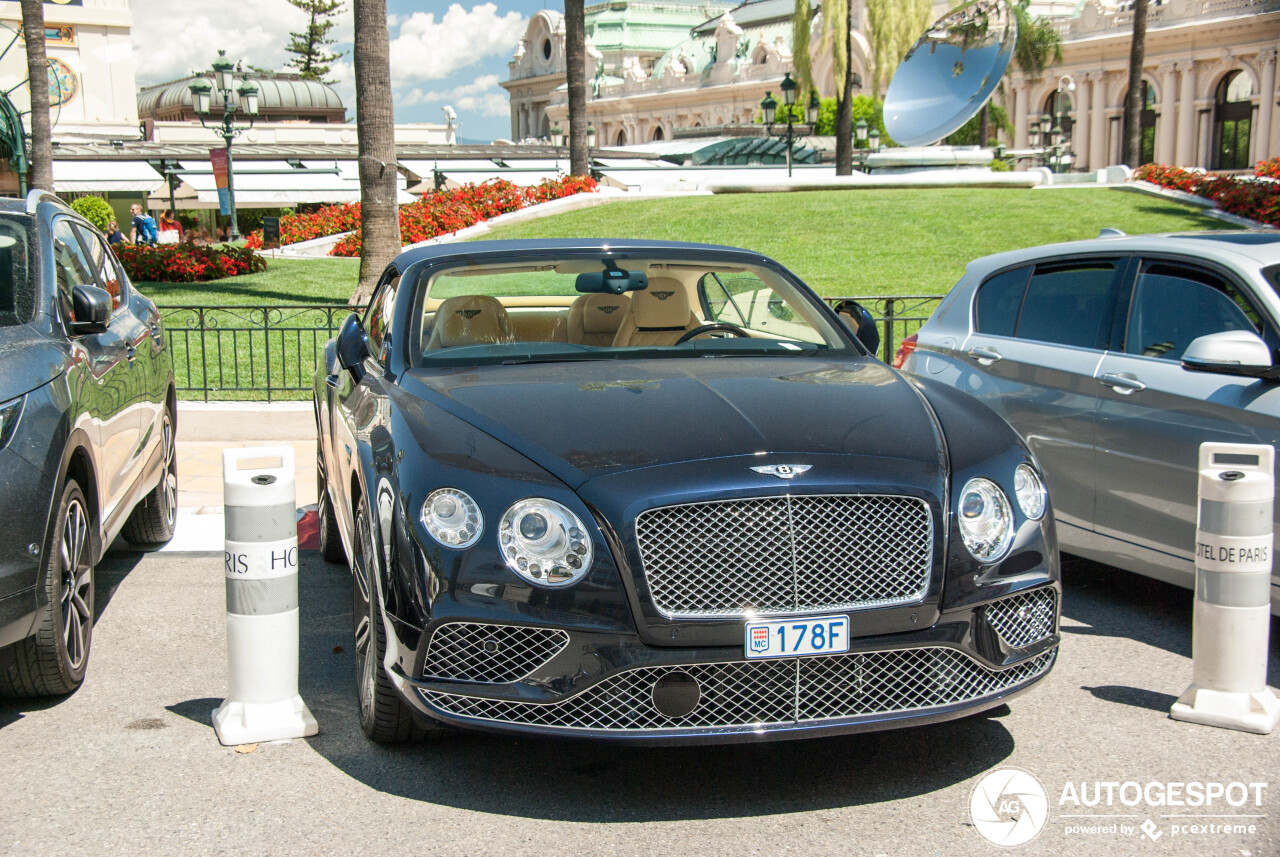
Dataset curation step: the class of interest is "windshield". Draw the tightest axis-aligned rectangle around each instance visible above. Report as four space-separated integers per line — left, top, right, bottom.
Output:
408 255 853 367
0 214 33 327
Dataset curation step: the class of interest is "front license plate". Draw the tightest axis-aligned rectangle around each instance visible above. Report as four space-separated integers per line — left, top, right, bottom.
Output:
744 615 850 659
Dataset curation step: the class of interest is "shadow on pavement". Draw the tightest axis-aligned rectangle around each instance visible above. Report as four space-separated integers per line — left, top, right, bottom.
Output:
292 555 1015 821
1081 685 1178 713
1059 553 1280 688
0 548 147 730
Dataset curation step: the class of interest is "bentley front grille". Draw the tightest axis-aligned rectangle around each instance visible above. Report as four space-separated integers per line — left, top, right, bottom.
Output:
422 623 570 684
982 588 1058 649
634 494 934 618
420 646 1055 732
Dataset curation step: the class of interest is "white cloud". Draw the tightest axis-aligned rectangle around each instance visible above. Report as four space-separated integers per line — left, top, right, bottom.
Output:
389 4 525 82
399 74 508 116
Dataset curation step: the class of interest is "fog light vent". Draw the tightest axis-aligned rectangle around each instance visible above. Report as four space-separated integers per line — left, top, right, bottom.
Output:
652 671 701 718
423 622 569 684
983 588 1057 649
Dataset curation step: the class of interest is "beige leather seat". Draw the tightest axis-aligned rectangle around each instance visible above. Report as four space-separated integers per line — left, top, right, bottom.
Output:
567 293 631 346
611 278 700 347
424 295 516 350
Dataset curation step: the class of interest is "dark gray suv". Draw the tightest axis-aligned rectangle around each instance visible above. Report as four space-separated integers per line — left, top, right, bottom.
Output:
0 191 176 697
904 231 1280 615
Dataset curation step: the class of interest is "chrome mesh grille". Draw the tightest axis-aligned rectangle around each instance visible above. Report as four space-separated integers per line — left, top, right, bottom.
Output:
421 646 1055 732
422 623 570 684
983 588 1058 649
634 495 933 617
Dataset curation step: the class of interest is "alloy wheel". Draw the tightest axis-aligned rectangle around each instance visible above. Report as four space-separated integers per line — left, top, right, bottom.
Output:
59 498 93 671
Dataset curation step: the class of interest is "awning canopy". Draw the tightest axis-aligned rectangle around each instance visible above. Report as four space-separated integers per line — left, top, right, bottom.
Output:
53 160 165 193
400 158 566 192
147 159 414 208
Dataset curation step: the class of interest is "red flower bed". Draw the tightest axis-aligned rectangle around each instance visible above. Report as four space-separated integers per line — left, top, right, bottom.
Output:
1132 163 1280 228
244 175 598 256
1255 157 1280 180
116 244 267 283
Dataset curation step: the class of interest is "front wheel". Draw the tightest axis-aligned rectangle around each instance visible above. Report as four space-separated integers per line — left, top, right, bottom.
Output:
0 479 95 697
317 446 345 564
121 408 177 546
351 495 430 743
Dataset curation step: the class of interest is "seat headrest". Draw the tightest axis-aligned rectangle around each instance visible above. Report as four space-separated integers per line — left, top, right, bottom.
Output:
633 278 691 329
433 295 515 348
574 293 631 334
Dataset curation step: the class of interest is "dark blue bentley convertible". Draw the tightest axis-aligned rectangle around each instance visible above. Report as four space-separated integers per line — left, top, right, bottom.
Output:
314 239 1060 744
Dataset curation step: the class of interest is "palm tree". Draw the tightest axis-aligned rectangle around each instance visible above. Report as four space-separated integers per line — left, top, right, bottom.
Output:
351 0 401 304
793 0 852 174
564 0 589 176
1123 0 1149 167
981 0 1062 147
20 0 52 192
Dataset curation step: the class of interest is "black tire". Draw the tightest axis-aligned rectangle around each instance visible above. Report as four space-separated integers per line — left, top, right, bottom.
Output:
317 447 345 564
351 494 429 743
121 408 177 547
0 479 95 697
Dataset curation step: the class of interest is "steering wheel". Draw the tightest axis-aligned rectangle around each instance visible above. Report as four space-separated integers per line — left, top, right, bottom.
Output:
676 323 751 344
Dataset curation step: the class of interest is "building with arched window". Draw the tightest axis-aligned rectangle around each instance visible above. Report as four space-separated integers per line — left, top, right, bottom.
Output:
1006 0 1280 170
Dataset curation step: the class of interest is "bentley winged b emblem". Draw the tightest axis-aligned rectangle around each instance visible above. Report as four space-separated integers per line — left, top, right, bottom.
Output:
457 309 482 319
751 464 812 479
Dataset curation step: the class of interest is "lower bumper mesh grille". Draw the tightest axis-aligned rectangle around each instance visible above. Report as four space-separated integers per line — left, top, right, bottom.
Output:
422 623 570 684
420 646 1055 732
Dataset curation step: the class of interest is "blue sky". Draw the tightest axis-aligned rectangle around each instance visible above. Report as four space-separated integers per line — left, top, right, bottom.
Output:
132 1 559 142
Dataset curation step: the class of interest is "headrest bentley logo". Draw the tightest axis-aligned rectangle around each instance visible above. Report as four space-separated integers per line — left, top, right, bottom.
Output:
597 305 620 314
651 291 675 301
457 309 482 319
751 464 812 479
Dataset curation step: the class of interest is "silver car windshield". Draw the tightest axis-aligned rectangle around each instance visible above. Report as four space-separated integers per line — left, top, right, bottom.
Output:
408 257 852 367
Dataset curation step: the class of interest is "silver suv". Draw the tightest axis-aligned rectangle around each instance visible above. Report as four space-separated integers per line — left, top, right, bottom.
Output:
903 231 1280 615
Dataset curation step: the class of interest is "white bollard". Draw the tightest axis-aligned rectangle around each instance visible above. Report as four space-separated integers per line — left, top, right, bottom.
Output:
212 447 318 746
1171 442 1280 734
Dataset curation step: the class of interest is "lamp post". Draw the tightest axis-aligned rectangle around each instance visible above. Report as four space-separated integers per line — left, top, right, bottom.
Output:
188 50 259 241
1055 74 1075 173
760 72 811 178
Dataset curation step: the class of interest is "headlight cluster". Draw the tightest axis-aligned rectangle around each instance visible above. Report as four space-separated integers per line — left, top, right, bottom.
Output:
957 464 1048 563
420 490 593 587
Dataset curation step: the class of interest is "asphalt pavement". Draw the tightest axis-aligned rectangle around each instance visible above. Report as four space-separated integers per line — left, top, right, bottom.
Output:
1 550 1277 857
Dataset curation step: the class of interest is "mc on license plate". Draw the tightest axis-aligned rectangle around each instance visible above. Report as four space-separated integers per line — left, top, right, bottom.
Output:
743 615 850 659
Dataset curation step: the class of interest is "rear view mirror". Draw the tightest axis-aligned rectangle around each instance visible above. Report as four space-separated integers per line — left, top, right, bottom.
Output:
575 268 648 295
71 284 111 335
335 312 370 379
1182 330 1278 379
831 299 880 356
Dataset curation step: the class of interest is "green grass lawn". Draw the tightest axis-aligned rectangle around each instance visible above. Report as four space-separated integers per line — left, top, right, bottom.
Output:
476 187 1225 296
135 257 360 306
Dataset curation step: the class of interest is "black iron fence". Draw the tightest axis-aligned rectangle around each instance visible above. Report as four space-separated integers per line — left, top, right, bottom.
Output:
158 295 943 400
159 304 363 402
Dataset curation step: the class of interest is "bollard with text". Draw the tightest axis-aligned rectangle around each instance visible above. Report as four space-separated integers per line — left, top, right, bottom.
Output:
1171 442 1280 734
212 447 318 745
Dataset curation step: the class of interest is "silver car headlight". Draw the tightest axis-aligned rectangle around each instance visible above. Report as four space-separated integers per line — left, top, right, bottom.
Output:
958 477 1014 562
421 488 483 548
1014 464 1047 521
499 498 593 586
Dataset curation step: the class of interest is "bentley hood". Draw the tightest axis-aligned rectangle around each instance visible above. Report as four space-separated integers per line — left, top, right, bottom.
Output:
400 357 945 489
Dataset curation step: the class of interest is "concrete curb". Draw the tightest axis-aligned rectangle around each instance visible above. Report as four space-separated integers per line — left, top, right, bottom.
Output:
178 401 316 442
1117 181 1276 230
706 171 1043 193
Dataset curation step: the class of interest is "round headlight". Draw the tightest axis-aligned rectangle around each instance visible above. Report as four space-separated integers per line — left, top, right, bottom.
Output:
421 488 483 548
1014 464 1047 521
499 498 593 587
958 477 1014 562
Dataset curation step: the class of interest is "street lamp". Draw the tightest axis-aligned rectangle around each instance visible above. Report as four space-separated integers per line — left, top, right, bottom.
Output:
188 50 259 241
807 90 820 127
1055 75 1075 173
760 72 812 178
586 123 597 150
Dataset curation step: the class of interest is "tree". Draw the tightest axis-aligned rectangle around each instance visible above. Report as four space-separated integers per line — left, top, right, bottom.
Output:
286 0 346 82
351 0 400 304
980 0 1061 146
564 1 589 176
792 0 853 174
865 0 930 98
1123 0 1149 167
20 0 52 192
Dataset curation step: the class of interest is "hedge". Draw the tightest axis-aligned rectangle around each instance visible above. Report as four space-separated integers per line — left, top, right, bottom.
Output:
1132 160 1280 228
115 244 266 283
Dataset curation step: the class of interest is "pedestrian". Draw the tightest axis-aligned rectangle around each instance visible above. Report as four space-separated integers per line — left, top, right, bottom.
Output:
129 204 158 245
157 209 182 245
105 220 128 245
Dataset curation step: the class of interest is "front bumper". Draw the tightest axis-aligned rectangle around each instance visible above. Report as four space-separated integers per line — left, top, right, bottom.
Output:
388 584 1060 743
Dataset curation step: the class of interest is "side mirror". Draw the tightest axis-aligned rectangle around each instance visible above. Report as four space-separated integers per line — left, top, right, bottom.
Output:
1181 330 1278 379
335 311 370 380
831 299 881 356
71 284 111 335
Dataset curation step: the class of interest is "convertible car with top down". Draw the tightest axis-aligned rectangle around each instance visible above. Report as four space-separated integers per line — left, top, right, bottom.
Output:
314 239 1061 744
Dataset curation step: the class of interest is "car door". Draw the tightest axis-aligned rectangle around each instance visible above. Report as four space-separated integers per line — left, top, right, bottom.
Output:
1092 257 1280 587
957 258 1129 534
52 218 140 519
